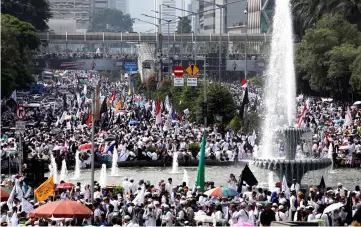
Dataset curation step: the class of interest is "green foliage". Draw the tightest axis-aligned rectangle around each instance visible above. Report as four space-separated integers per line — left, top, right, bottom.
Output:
88 8 134 32
176 17 192 34
1 14 40 97
295 14 361 98
350 47 361 92
1 0 52 31
114 185 124 194
292 0 361 37
189 143 201 158
146 74 158 91
229 116 243 132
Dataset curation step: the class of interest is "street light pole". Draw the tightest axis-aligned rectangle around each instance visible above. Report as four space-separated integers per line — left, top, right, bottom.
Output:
244 8 248 80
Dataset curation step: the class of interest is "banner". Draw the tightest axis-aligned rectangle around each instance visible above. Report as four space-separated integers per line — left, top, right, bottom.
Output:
48 59 125 70
226 59 266 72
34 176 54 202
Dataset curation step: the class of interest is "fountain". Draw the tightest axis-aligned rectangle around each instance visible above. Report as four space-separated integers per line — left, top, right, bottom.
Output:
59 159 68 182
170 152 179 174
99 164 107 187
182 169 189 186
111 150 119 176
50 153 58 183
256 0 332 184
73 150 81 179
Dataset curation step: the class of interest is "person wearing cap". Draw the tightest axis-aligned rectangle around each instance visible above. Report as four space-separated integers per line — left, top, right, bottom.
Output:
123 215 132 227
275 205 286 222
289 190 297 220
143 204 156 227
334 183 347 198
160 204 172 226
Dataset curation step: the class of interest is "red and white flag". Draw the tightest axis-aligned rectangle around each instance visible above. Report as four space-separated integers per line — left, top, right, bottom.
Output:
240 79 247 88
155 99 162 125
344 105 352 126
297 104 307 128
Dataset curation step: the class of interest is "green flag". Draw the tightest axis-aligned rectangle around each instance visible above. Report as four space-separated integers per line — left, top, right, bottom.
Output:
196 131 206 192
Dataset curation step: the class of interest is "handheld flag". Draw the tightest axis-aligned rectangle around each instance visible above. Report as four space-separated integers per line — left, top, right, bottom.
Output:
297 104 307 128
344 106 352 126
86 113 93 126
34 176 54 202
109 89 117 103
240 79 247 88
196 131 206 192
239 87 249 119
155 99 162 125
239 164 258 189
10 90 17 103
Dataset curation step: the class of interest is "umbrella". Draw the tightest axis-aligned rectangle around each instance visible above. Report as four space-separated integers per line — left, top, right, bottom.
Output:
204 186 239 197
104 136 116 142
129 120 140 125
0 187 10 201
78 143 92 150
323 202 344 214
29 200 93 218
56 182 75 189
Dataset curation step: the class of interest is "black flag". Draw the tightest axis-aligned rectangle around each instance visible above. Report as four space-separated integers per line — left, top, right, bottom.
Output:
100 98 107 115
239 87 249 119
238 164 258 192
318 175 326 195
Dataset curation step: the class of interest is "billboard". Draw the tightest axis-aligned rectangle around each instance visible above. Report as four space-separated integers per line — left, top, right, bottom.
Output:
48 59 125 70
226 59 266 72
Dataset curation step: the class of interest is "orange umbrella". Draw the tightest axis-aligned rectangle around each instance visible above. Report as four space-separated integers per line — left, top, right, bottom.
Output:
29 200 93 218
78 143 92 150
0 187 10 201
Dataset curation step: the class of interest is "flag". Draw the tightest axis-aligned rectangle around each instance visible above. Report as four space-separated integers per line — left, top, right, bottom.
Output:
109 89 117 103
115 100 122 113
155 99 162 125
21 198 34 213
7 186 16 209
344 105 352 126
171 109 177 120
318 175 326 196
86 113 92 126
344 190 353 225
282 175 290 199
83 85 87 95
239 87 249 119
196 131 206 192
107 143 115 155
100 98 107 115
10 90 17 103
240 79 247 88
128 88 132 96
34 176 54 202
297 104 307 128
239 164 258 188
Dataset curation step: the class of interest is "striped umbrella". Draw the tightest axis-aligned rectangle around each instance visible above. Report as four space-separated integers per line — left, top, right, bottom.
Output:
204 186 239 198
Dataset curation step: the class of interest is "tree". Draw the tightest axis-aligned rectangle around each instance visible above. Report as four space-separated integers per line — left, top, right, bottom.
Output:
292 0 361 37
176 16 192 34
350 47 361 93
1 0 52 31
295 14 361 98
88 8 134 32
1 14 40 97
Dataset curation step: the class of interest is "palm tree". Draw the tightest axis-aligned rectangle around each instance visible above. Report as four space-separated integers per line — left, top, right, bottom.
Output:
292 0 361 37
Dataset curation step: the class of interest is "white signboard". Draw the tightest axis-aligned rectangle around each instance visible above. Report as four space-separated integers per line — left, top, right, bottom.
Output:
16 121 26 133
187 78 197 86
174 78 184 87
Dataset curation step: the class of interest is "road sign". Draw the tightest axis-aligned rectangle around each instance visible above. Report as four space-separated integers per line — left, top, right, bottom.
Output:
186 64 199 77
124 62 138 73
16 121 26 133
173 66 184 77
187 78 197 86
16 105 26 120
174 78 184 86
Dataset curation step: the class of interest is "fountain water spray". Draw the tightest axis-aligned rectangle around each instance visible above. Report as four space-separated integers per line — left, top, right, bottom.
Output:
73 150 81 179
59 159 68 182
261 0 296 158
182 169 189 186
50 153 58 183
170 152 179 173
99 164 107 187
111 150 119 176
268 172 275 192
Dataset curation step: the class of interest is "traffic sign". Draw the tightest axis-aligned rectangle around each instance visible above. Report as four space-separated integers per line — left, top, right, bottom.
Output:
16 121 26 133
16 105 26 120
173 66 184 77
174 78 184 86
124 62 138 73
186 64 199 77
187 78 197 86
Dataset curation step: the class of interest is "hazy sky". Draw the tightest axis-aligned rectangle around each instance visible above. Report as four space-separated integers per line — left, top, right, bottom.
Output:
130 0 191 32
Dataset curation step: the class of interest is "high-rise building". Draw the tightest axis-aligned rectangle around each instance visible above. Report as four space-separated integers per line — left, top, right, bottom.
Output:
189 0 200 33
248 0 274 33
161 0 177 34
116 0 129 14
226 0 247 30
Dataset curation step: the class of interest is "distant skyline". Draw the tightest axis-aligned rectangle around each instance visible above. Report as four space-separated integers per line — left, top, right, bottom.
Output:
130 0 191 32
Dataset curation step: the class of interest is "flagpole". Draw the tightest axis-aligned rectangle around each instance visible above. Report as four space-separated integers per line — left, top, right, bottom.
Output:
204 57 207 127
91 92 95 204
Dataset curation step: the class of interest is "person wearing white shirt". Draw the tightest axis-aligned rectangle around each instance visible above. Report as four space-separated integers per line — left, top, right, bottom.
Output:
143 204 157 227
247 206 256 225
315 208 330 226
289 190 297 219
237 203 250 223
275 205 287 222
211 205 225 226
160 205 173 226
165 178 173 193
334 183 347 198
290 179 300 194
